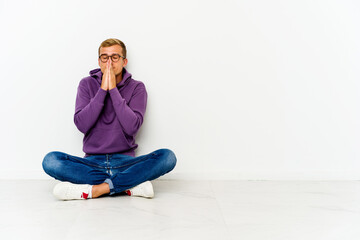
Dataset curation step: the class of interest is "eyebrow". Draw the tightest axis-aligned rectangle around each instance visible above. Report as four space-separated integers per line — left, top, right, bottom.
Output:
99 53 121 56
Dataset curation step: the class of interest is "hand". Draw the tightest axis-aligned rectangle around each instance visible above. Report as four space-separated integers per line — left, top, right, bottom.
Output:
100 62 109 91
100 59 116 91
108 59 116 90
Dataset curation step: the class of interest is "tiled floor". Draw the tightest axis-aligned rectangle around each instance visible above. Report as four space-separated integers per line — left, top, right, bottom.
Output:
0 180 359 240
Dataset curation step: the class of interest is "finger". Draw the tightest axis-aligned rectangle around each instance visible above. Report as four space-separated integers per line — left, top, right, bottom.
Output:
107 60 111 81
107 58 110 69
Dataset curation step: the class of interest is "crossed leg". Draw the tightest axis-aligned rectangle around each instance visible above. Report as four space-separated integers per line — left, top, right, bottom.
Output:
42 149 177 200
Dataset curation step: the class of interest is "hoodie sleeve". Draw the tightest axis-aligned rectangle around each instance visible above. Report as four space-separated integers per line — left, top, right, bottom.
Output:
74 79 107 134
109 83 147 136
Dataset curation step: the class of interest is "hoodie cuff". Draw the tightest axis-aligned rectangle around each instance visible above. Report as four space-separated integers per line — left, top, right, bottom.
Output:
93 88 107 103
109 87 123 104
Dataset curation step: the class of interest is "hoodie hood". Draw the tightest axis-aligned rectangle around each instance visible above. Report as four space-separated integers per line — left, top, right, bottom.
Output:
89 68 132 88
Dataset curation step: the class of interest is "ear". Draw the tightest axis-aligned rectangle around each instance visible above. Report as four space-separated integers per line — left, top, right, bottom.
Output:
123 58 128 67
98 58 101 67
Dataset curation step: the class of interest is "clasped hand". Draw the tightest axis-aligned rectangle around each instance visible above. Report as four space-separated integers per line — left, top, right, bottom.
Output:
101 59 116 91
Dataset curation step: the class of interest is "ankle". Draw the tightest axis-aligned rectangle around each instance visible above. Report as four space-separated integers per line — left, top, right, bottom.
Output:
92 183 110 198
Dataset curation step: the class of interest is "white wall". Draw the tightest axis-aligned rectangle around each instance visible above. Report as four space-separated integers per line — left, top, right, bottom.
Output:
0 0 359 180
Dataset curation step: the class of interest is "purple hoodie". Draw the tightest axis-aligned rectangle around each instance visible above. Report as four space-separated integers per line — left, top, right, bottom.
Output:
74 68 147 157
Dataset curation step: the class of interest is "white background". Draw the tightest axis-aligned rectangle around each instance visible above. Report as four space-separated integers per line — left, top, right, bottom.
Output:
0 0 359 180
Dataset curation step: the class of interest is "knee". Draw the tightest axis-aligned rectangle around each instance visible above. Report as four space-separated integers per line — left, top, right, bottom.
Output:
42 151 63 175
157 148 177 171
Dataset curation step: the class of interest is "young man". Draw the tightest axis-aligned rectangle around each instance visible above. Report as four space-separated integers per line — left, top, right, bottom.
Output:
42 38 176 200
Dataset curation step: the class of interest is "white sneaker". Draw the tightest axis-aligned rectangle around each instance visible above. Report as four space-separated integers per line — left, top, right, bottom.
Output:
53 182 92 200
126 181 154 198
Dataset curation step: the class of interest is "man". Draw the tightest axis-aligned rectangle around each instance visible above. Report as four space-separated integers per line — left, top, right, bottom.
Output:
42 38 176 200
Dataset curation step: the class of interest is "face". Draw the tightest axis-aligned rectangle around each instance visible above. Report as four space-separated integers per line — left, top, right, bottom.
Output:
98 45 128 76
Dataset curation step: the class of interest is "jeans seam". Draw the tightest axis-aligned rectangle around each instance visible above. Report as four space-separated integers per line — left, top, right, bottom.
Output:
67 155 107 169
111 154 155 169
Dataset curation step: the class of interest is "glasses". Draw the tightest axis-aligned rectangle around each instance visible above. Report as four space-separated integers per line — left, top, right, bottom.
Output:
99 54 125 63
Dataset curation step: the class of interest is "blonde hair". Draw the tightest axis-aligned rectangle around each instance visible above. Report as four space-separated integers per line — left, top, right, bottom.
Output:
98 38 127 58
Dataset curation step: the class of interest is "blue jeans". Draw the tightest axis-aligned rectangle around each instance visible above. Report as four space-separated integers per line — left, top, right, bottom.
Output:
42 148 177 195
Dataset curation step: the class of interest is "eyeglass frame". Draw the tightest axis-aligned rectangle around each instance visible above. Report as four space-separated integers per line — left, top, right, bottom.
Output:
98 53 126 63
